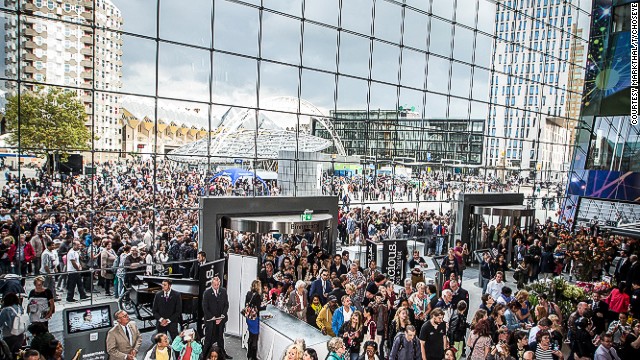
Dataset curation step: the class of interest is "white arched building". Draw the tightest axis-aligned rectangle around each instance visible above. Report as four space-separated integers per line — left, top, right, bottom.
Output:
167 96 345 163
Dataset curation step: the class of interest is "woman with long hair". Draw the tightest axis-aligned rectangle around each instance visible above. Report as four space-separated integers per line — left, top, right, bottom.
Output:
489 303 507 343
307 295 323 329
466 319 492 360
388 306 412 352
245 279 266 360
470 309 488 331
282 343 303 360
338 311 364 360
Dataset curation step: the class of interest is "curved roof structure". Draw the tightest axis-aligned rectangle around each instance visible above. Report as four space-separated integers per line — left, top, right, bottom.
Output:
166 128 332 163
167 96 345 163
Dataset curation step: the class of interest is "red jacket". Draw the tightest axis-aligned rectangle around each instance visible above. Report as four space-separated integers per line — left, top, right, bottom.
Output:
7 242 35 263
606 288 630 313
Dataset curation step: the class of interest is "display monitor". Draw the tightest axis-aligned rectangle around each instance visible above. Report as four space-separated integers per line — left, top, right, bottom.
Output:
66 305 113 334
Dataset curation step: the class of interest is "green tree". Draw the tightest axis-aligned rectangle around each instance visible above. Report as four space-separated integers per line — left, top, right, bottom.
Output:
5 87 91 158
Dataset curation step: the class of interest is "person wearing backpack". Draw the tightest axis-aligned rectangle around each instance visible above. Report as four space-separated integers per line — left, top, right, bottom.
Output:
0 292 28 355
389 325 421 360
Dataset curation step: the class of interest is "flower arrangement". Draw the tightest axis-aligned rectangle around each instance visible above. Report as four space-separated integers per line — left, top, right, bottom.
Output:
525 277 588 316
575 281 612 294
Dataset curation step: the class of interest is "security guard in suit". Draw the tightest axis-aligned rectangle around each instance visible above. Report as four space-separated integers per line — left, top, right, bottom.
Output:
152 279 183 339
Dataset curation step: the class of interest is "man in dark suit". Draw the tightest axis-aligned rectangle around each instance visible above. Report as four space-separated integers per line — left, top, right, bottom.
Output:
309 269 332 304
202 276 231 359
152 279 182 339
189 251 206 279
614 251 630 284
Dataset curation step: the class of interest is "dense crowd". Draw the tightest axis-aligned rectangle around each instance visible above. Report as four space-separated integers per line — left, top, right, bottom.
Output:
239 218 640 360
0 160 636 360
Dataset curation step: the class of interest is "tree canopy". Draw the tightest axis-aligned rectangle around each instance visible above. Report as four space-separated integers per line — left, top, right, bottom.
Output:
5 87 91 156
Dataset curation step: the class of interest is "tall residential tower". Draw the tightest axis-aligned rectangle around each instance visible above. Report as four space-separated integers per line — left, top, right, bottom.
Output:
487 0 587 181
3 0 123 161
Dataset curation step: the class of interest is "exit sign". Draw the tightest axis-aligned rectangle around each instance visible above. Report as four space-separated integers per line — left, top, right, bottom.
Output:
301 209 313 221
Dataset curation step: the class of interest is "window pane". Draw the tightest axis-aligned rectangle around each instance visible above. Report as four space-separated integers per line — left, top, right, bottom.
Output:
429 18 452 57
341 0 373 36
121 34 156 96
261 12 301 66
371 41 400 85
453 26 475 64
110 0 156 36
158 42 210 102
159 0 212 47
403 9 429 51
338 32 370 78
214 1 259 57
212 52 257 108
302 23 338 72
400 49 426 90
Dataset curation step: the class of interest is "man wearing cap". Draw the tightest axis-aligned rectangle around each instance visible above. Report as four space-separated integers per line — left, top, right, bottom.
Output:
317 295 339 336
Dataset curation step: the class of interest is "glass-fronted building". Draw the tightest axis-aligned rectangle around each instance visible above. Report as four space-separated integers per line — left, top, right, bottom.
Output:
313 110 485 165
564 0 640 227
0 0 593 226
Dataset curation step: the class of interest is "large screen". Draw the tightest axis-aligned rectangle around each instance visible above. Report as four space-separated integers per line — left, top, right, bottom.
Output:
66 305 113 334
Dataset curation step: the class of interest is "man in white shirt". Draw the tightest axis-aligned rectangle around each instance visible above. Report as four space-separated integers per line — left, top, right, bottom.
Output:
528 318 551 346
594 333 621 360
40 241 58 299
485 271 505 301
66 241 88 302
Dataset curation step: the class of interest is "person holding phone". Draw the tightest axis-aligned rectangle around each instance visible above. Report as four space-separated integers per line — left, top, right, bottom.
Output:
171 329 202 360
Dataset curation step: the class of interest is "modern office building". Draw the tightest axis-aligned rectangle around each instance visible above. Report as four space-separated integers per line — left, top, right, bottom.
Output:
3 0 123 161
487 0 588 179
313 109 485 166
564 0 640 227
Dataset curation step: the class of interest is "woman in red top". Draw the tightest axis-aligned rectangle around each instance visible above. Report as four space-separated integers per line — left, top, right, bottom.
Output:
7 234 35 279
606 281 631 322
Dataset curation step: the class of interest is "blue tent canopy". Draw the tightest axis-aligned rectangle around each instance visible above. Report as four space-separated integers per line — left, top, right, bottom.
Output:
210 168 269 194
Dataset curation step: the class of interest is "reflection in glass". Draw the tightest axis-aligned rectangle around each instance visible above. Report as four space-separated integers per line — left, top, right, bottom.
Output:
159 0 212 47
158 42 210 102
214 0 259 57
261 11 301 66
302 23 338 73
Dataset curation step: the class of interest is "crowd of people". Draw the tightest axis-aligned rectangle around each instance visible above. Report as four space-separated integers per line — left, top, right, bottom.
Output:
0 160 637 360
238 219 640 360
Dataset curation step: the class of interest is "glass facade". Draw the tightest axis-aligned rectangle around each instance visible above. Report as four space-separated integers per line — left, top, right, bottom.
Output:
563 0 639 227
0 0 594 239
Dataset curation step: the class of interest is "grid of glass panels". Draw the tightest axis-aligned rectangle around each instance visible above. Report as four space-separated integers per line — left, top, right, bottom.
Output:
0 0 593 258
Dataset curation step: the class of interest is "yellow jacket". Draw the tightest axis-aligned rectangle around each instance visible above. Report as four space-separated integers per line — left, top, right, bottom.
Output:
316 304 335 337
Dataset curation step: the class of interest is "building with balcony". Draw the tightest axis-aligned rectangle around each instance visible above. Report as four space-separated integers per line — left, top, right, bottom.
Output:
3 0 123 162
487 0 588 179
